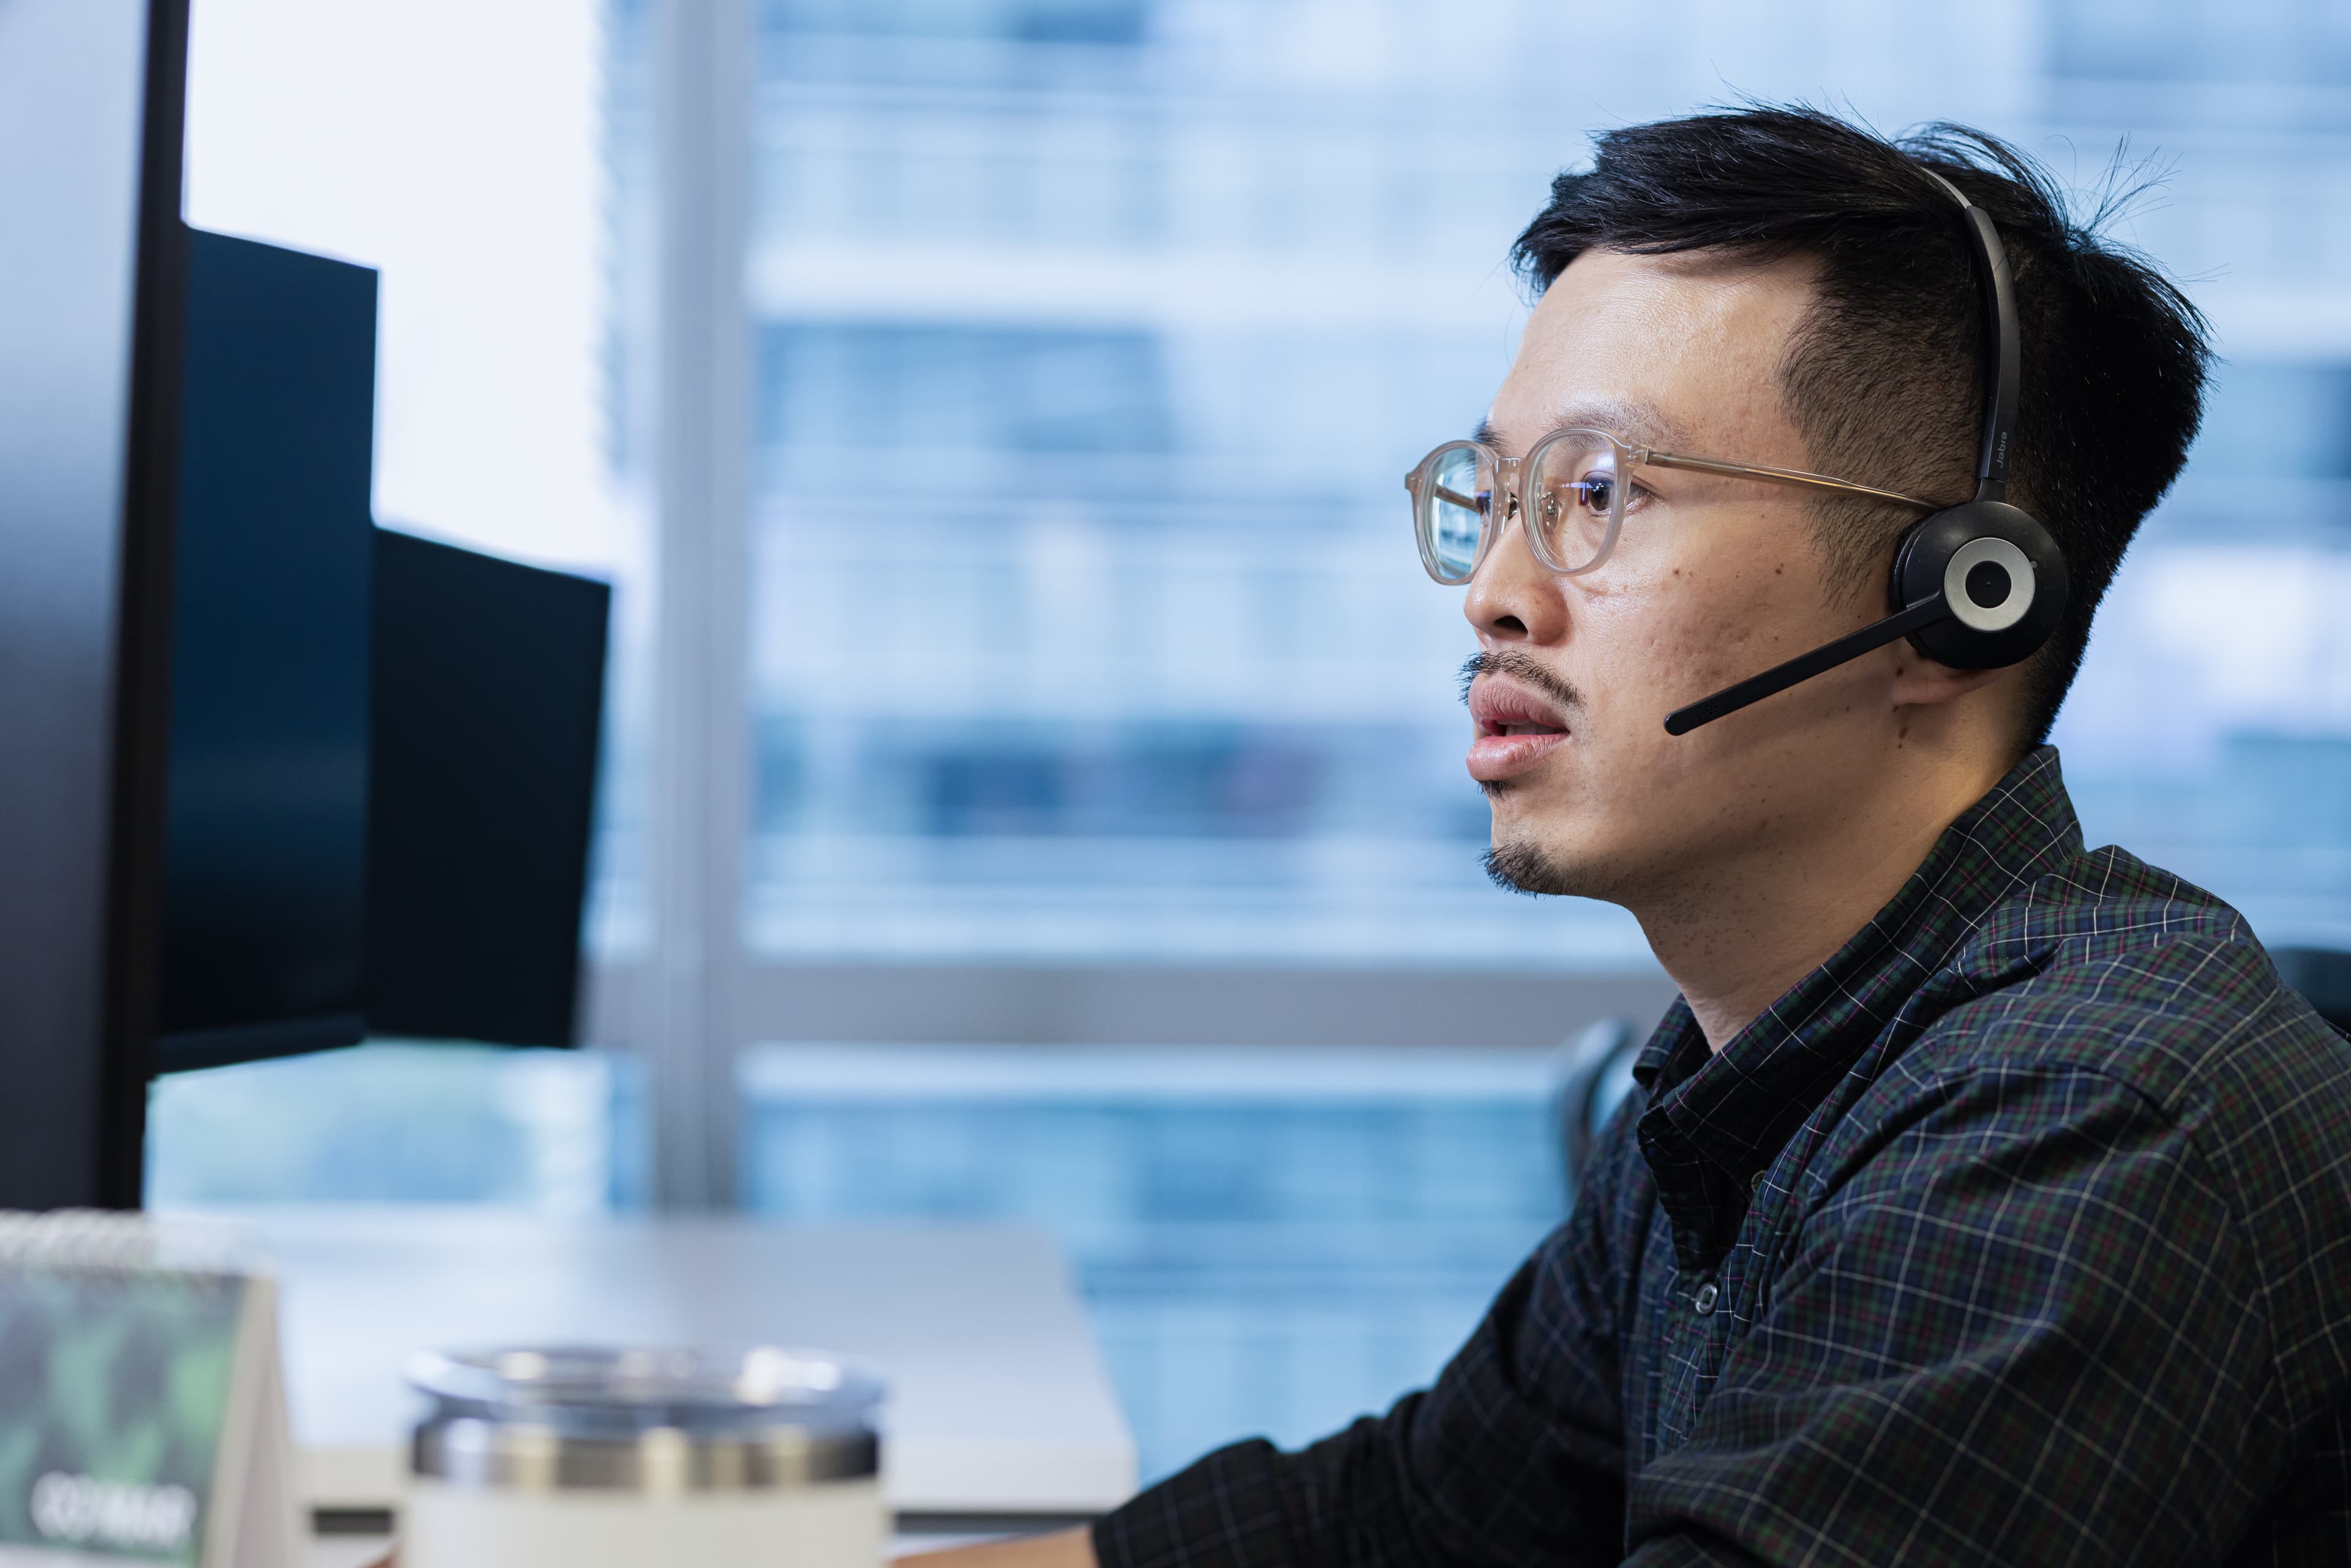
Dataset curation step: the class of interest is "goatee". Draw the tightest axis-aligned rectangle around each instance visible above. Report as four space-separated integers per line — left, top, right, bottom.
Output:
1484 838 1579 896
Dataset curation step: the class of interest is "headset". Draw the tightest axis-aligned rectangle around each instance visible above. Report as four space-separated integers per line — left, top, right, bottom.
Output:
1660 171 2069 737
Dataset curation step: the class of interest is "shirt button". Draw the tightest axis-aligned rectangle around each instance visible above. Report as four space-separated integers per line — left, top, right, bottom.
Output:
1693 1280 1720 1317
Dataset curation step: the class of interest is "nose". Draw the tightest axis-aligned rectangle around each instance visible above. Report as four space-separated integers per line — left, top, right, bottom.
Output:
1462 498 1568 646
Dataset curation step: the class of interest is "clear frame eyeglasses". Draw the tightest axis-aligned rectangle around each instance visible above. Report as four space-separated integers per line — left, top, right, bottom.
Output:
1404 427 1938 585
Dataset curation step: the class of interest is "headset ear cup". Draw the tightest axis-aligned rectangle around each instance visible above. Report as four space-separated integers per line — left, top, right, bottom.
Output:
1891 500 2069 670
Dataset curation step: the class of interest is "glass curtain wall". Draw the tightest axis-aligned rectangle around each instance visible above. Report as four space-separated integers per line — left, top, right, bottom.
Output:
2044 1 2351 938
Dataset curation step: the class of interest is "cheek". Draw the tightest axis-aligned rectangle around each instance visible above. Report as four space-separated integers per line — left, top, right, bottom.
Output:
1569 560 1747 716
1583 523 1828 694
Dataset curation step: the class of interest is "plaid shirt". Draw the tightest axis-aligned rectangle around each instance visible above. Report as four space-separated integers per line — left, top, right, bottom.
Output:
1095 748 2351 1566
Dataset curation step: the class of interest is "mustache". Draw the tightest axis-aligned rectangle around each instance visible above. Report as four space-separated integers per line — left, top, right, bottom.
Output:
1457 649 1586 715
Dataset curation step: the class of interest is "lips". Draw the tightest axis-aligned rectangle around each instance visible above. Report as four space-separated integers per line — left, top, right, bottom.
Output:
1467 678 1571 782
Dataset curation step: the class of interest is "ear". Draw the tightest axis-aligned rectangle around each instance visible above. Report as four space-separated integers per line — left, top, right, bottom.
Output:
1888 649 2011 710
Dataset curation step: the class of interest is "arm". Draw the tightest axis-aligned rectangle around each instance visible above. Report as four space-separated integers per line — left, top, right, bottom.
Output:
901 1528 1097 1568
1082 1101 1651 1568
1623 1064 2279 1567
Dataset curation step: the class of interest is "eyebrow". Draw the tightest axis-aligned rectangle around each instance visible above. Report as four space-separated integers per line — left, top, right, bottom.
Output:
1474 397 1688 457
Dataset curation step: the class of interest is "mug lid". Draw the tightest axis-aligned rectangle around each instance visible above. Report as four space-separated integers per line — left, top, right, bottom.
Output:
407 1345 882 1438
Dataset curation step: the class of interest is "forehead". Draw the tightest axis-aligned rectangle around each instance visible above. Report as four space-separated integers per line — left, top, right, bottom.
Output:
1485 248 1818 459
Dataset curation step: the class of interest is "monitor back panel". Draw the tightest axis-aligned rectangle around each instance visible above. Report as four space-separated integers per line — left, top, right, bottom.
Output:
367 530 609 1048
157 230 377 1071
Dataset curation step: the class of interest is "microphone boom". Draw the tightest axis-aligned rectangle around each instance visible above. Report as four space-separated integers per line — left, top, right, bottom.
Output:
1663 596 1951 736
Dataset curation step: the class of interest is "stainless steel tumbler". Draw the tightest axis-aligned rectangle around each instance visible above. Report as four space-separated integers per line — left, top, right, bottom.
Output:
403 1346 885 1568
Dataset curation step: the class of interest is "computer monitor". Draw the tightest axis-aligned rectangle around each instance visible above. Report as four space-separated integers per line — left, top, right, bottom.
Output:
0 0 192 1208
156 229 377 1074
366 530 610 1049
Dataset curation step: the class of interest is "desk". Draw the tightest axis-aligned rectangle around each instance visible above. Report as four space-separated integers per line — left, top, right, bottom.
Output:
182 1207 1137 1528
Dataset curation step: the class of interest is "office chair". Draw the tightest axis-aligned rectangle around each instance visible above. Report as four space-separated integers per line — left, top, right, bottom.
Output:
1555 1016 1644 1197
2273 947 2351 1040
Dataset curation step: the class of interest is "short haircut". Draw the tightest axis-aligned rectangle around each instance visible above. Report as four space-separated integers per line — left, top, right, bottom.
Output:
1509 106 2211 750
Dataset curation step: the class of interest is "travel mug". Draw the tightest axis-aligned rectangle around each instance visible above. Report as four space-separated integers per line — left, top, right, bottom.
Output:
402 1346 884 1568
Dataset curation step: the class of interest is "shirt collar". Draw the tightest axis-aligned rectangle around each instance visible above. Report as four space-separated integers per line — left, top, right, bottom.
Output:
1631 746 2087 1270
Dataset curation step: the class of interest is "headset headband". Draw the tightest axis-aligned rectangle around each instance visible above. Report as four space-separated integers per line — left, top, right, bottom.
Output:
1921 168 2019 504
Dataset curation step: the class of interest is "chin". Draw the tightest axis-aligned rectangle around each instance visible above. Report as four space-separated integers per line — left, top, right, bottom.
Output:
1480 779 1641 899
1483 830 1603 898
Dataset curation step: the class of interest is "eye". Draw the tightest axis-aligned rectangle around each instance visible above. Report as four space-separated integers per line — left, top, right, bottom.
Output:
1580 474 1614 514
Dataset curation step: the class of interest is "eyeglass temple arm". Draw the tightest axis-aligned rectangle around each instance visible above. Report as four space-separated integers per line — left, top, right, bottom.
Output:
1412 455 1935 514
1638 451 1937 511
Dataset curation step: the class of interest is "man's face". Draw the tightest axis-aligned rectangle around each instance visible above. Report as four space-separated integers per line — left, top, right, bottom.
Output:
1464 248 1901 905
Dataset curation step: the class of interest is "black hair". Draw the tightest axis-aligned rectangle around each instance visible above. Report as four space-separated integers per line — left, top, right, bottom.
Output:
1509 105 2211 749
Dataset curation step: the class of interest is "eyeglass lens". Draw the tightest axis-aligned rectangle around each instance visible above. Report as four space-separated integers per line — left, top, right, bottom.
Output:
1420 445 1491 581
1526 432 1620 574
1412 433 1624 583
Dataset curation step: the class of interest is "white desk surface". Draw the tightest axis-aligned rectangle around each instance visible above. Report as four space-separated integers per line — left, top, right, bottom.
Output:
179 1207 1137 1520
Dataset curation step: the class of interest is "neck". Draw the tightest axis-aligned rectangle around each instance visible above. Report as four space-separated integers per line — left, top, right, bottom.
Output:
1635 746 2013 1052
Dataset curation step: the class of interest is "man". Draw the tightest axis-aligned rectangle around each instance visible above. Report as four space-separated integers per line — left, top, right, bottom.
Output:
921 107 2351 1564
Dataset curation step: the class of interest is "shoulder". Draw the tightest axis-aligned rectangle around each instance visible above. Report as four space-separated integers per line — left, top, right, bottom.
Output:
1820 844 2351 1417
1899 842 2351 1133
